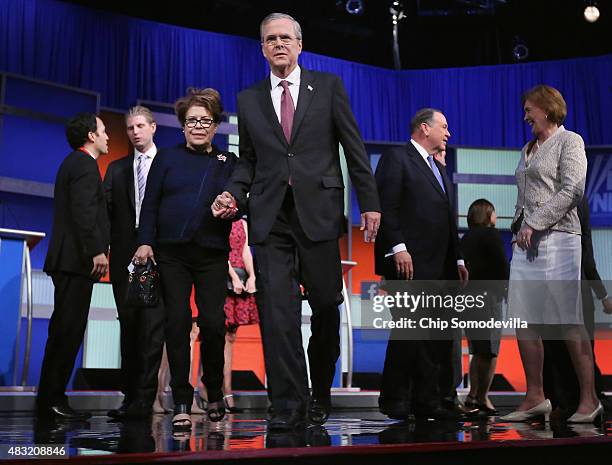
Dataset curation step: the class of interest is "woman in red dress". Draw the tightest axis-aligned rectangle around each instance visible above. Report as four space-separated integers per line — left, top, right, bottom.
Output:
222 218 259 411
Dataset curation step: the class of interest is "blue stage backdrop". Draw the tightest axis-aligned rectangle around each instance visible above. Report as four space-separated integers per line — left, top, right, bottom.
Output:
1 0 611 147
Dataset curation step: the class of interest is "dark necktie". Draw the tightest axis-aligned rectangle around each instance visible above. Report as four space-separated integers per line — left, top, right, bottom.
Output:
427 155 446 193
279 80 295 143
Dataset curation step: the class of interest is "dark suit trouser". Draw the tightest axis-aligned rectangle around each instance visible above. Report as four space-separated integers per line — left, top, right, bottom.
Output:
156 243 228 405
542 282 606 410
37 272 93 406
111 268 165 406
379 263 456 413
254 189 342 411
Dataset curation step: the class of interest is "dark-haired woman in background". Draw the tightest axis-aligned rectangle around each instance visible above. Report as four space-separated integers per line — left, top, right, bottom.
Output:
460 199 509 415
134 88 237 430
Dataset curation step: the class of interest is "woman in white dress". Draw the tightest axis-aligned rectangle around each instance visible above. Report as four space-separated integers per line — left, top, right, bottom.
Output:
501 85 602 424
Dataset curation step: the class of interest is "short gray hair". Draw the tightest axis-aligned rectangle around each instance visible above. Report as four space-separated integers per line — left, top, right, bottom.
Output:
260 13 302 41
410 108 442 134
125 105 155 125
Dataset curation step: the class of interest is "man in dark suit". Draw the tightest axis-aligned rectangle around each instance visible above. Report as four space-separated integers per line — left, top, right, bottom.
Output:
543 195 612 419
213 13 381 429
37 113 110 420
374 108 469 420
103 106 164 418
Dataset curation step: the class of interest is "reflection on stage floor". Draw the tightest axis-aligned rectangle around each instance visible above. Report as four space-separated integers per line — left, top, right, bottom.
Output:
0 410 609 457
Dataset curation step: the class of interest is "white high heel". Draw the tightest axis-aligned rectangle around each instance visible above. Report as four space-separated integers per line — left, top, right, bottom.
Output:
500 399 552 422
567 402 604 424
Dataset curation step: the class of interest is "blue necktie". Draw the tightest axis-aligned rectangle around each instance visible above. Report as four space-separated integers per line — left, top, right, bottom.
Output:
427 155 446 193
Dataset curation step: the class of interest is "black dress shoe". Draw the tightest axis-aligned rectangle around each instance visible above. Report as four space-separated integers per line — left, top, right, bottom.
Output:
305 425 331 446
379 400 412 420
38 404 91 420
308 399 332 425
413 407 464 421
107 401 130 419
123 402 153 419
450 403 479 417
268 409 306 431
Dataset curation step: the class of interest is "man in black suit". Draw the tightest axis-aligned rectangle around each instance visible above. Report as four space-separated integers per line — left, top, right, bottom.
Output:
37 113 110 420
543 195 612 419
374 108 469 420
213 13 381 429
103 106 164 418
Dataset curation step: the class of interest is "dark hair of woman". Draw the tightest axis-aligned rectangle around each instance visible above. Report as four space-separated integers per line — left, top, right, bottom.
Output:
174 87 223 125
467 198 495 229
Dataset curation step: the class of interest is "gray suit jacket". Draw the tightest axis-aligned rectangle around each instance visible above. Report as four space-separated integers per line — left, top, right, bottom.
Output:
513 126 587 234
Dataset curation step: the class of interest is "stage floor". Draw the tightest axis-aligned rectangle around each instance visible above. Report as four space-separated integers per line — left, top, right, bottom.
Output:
0 409 610 461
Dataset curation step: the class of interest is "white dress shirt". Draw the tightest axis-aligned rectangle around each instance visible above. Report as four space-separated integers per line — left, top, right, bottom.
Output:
387 139 464 267
133 143 157 228
270 65 301 123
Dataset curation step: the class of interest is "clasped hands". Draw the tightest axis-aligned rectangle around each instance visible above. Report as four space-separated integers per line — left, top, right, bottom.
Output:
212 191 239 219
232 275 257 295
211 193 381 244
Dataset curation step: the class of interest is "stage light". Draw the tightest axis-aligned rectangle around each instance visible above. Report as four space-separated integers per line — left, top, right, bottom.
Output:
584 5 600 23
389 1 406 70
512 36 529 62
346 0 364 15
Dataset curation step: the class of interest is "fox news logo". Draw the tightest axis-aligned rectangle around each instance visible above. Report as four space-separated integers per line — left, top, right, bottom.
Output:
586 153 612 226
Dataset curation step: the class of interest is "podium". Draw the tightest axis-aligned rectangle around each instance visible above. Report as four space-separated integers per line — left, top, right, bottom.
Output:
339 260 358 390
0 228 45 389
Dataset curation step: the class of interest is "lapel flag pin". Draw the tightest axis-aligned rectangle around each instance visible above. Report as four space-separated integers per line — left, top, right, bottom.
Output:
307 85 313 91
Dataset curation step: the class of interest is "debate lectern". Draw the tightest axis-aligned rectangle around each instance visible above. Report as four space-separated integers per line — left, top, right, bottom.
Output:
339 260 358 390
0 228 45 389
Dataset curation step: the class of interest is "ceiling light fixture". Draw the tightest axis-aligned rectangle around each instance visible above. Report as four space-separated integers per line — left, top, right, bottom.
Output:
346 0 364 15
584 2 600 23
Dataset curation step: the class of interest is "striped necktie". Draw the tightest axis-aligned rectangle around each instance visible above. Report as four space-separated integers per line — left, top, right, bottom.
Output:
136 153 146 204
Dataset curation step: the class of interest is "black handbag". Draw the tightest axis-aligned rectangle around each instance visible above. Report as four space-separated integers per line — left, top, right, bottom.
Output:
127 260 160 307
227 267 248 294
511 209 524 235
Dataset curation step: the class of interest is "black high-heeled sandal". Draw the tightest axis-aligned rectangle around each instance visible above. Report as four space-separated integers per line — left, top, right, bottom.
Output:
195 393 208 412
223 394 244 413
207 400 226 422
477 403 498 416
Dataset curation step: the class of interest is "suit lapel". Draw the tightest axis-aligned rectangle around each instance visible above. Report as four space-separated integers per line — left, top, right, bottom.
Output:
126 156 136 212
406 143 447 200
290 69 316 142
439 163 453 203
257 79 288 148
